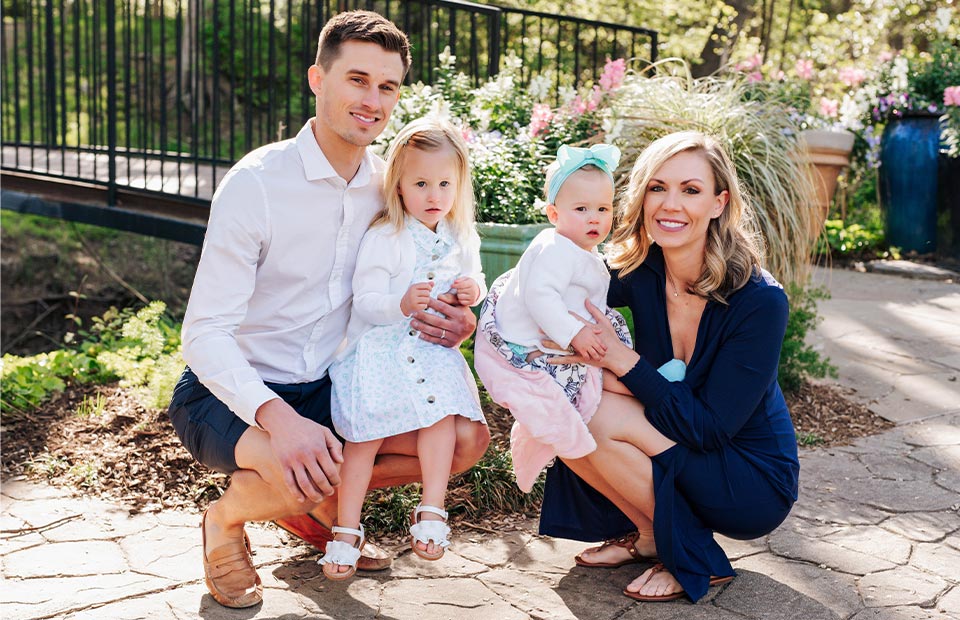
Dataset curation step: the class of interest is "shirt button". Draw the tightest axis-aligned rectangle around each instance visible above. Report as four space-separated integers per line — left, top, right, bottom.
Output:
407 356 415 363
427 395 436 404
409 329 417 336
427 272 435 280
431 254 439 260
417 378 425 384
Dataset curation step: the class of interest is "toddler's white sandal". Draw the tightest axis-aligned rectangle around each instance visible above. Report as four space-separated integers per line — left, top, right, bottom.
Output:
409 504 451 561
318 524 365 580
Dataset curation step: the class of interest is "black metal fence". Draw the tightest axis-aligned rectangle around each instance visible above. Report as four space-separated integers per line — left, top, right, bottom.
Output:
1 0 657 227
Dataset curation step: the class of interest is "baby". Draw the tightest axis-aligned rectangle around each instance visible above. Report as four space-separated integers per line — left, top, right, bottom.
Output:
474 144 635 492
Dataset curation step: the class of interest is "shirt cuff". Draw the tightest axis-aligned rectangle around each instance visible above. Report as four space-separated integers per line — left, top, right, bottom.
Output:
235 381 281 428
618 357 672 409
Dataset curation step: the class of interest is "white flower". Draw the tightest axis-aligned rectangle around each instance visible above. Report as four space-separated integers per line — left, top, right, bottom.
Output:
935 7 952 34
528 73 553 102
838 95 863 131
472 105 492 132
601 115 624 142
504 53 523 73
558 85 577 105
891 57 909 93
427 97 452 119
438 46 456 69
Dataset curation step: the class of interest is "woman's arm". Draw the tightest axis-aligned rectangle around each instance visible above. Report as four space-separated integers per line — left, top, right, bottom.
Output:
553 286 789 452
620 285 789 452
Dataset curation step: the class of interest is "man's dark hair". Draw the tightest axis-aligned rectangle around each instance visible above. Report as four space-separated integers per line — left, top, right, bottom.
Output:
316 10 411 76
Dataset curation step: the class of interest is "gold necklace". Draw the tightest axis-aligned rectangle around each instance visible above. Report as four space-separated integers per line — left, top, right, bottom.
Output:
664 264 681 298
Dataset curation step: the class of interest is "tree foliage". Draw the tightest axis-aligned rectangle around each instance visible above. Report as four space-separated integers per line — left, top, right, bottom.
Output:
489 1 952 76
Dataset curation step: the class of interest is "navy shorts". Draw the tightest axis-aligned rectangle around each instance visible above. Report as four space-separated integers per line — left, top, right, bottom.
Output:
167 367 337 474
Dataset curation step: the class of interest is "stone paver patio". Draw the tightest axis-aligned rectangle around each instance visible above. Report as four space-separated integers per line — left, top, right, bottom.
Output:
2 265 959 620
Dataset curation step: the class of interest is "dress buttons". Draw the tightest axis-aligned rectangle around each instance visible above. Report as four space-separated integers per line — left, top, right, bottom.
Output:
409 329 417 336
427 272 435 280
407 356 415 363
417 378 425 384
427 395 436 404
431 254 439 260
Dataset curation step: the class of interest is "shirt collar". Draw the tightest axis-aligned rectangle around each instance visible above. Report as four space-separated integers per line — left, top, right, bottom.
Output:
644 243 666 276
296 119 374 187
406 216 454 252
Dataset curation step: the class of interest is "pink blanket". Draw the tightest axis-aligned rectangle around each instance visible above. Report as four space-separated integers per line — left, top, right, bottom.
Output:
474 333 602 493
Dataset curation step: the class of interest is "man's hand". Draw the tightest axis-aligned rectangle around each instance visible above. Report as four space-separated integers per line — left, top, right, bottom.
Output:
401 282 434 316
570 324 607 361
255 399 344 503
410 294 477 348
452 276 481 307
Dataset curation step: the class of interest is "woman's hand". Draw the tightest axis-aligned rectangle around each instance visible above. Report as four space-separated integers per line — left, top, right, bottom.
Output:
547 300 640 375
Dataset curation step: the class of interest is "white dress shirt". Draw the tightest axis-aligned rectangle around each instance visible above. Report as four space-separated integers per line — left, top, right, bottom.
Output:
181 119 385 427
494 228 610 351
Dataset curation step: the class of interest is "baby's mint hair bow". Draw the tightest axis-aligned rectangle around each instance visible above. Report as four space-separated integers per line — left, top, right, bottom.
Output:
547 143 622 204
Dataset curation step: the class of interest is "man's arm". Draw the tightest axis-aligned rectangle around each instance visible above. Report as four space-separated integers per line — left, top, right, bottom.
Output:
181 167 342 503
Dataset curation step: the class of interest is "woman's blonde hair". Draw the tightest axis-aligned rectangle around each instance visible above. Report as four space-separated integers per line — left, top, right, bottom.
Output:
376 117 475 242
608 131 764 304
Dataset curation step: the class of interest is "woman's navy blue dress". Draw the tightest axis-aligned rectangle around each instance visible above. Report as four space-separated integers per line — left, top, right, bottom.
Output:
539 245 800 601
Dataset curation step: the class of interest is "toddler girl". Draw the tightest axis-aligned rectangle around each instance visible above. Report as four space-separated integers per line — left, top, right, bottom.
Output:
320 117 487 580
474 144 684 493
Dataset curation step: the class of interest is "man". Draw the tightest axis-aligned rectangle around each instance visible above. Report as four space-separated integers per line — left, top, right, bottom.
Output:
168 10 489 608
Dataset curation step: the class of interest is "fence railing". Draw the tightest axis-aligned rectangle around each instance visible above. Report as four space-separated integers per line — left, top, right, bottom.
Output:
1 0 657 216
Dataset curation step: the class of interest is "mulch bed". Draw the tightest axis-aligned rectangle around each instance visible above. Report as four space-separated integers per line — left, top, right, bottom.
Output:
0 379 892 518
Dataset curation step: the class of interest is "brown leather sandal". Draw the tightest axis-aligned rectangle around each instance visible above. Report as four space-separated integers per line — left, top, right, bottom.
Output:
574 531 658 568
201 510 263 609
622 563 735 602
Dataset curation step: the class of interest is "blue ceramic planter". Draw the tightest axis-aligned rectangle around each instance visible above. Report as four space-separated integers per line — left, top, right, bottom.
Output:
879 114 940 253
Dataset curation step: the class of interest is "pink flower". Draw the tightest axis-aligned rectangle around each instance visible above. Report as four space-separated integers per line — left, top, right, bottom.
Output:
736 53 763 72
774 70 785 81
878 50 894 63
528 103 553 137
747 71 763 83
944 86 960 107
599 58 627 92
795 59 814 81
819 97 839 118
566 95 591 116
839 67 866 87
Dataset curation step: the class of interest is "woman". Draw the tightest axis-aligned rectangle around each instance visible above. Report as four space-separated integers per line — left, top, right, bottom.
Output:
542 131 799 602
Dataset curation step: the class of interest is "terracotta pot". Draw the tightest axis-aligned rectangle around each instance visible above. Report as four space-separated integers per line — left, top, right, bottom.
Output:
797 129 855 238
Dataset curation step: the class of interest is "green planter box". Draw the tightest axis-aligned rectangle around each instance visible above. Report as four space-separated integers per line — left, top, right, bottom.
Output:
476 222 549 288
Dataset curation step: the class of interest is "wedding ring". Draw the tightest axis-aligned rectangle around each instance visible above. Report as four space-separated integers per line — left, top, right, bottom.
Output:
440 329 446 340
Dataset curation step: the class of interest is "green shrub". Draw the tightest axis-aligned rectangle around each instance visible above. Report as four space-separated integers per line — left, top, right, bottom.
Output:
361 445 542 538
779 284 837 394
1 302 183 416
820 219 886 257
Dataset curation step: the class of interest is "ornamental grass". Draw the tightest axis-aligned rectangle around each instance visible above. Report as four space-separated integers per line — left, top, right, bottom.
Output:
608 59 818 286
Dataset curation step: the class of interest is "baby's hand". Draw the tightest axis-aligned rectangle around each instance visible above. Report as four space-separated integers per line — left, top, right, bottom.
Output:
452 276 481 306
401 282 434 316
570 325 606 361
